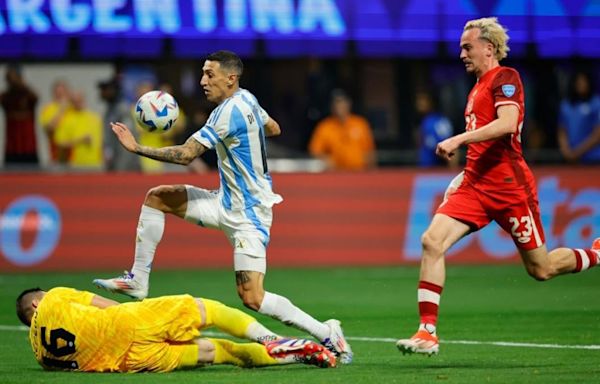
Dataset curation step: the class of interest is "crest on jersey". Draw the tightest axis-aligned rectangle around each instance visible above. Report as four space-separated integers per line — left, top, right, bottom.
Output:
502 84 516 97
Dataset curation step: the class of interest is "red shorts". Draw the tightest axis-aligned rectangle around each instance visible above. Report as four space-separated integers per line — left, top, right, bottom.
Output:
437 181 545 250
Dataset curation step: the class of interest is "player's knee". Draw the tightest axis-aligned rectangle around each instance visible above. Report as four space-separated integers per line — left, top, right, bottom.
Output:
526 265 553 281
144 186 168 207
144 185 186 212
240 295 262 311
421 231 443 256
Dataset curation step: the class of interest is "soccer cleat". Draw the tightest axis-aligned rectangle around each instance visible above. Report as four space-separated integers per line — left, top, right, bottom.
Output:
592 237 600 250
396 330 439 356
93 271 148 300
266 338 337 368
321 319 353 364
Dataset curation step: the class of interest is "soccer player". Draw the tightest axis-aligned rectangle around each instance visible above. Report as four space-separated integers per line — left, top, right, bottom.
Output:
92 50 353 363
16 287 336 372
396 17 600 356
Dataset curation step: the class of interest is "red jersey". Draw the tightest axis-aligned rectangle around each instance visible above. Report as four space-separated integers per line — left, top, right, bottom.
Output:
438 66 545 250
463 66 533 190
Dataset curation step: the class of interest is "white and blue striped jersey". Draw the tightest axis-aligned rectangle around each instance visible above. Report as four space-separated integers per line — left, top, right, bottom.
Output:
192 89 283 211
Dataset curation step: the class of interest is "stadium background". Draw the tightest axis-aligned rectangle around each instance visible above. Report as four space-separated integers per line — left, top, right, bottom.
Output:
1 1 600 382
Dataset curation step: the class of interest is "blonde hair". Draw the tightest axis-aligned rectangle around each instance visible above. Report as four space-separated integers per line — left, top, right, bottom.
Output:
464 17 510 61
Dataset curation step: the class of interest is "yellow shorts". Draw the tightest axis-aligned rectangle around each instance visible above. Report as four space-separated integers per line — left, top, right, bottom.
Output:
120 295 202 372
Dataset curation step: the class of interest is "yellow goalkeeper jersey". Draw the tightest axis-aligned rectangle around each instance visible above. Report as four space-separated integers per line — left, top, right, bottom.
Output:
29 287 133 372
29 288 203 372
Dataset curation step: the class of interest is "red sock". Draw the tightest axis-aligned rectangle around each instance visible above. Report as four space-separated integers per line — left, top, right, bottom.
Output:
572 249 599 273
418 281 443 326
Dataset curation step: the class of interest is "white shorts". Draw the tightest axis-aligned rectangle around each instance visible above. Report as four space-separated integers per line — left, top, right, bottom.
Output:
183 186 273 274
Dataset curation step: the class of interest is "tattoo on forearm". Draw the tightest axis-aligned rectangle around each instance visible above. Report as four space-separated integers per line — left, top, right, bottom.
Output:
236 271 251 286
135 139 204 165
136 145 189 165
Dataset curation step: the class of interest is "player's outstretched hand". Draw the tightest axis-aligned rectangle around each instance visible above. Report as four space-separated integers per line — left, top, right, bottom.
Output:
111 122 138 153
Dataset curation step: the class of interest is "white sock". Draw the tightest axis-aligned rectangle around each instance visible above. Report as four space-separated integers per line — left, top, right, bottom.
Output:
245 321 280 344
258 291 330 341
131 205 164 285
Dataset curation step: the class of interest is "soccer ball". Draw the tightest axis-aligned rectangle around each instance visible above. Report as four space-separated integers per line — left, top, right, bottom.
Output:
135 90 179 133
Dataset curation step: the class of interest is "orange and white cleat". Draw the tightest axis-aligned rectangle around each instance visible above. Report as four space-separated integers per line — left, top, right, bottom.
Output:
592 237 600 250
396 330 439 356
266 338 337 368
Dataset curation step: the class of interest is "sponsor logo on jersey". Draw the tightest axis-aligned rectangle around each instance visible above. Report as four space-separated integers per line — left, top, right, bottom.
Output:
502 84 516 97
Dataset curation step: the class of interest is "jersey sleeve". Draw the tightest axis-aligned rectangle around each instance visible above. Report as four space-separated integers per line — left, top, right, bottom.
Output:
192 108 230 150
258 105 269 125
245 91 269 125
491 68 522 110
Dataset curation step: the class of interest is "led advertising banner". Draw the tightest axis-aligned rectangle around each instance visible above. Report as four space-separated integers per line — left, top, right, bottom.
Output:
0 0 599 58
1 168 599 271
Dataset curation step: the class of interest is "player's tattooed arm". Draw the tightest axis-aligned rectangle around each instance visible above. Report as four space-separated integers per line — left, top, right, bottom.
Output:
111 122 206 165
134 137 207 165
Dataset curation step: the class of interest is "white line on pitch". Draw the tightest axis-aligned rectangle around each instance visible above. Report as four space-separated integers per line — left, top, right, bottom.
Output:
350 336 600 350
0 325 28 331
2 325 599 351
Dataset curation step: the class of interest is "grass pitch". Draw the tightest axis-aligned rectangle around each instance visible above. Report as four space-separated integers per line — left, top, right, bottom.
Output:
1 265 599 383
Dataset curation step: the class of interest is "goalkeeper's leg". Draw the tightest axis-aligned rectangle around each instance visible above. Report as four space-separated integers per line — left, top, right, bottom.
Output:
198 298 279 344
196 338 336 368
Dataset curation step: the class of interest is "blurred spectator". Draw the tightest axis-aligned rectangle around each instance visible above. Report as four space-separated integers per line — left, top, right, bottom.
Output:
0 65 39 165
414 90 456 168
98 76 139 171
557 71 600 164
54 90 103 171
308 89 375 171
39 79 72 165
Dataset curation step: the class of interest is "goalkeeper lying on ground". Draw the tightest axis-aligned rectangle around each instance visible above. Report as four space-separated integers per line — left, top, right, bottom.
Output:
16 287 336 372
